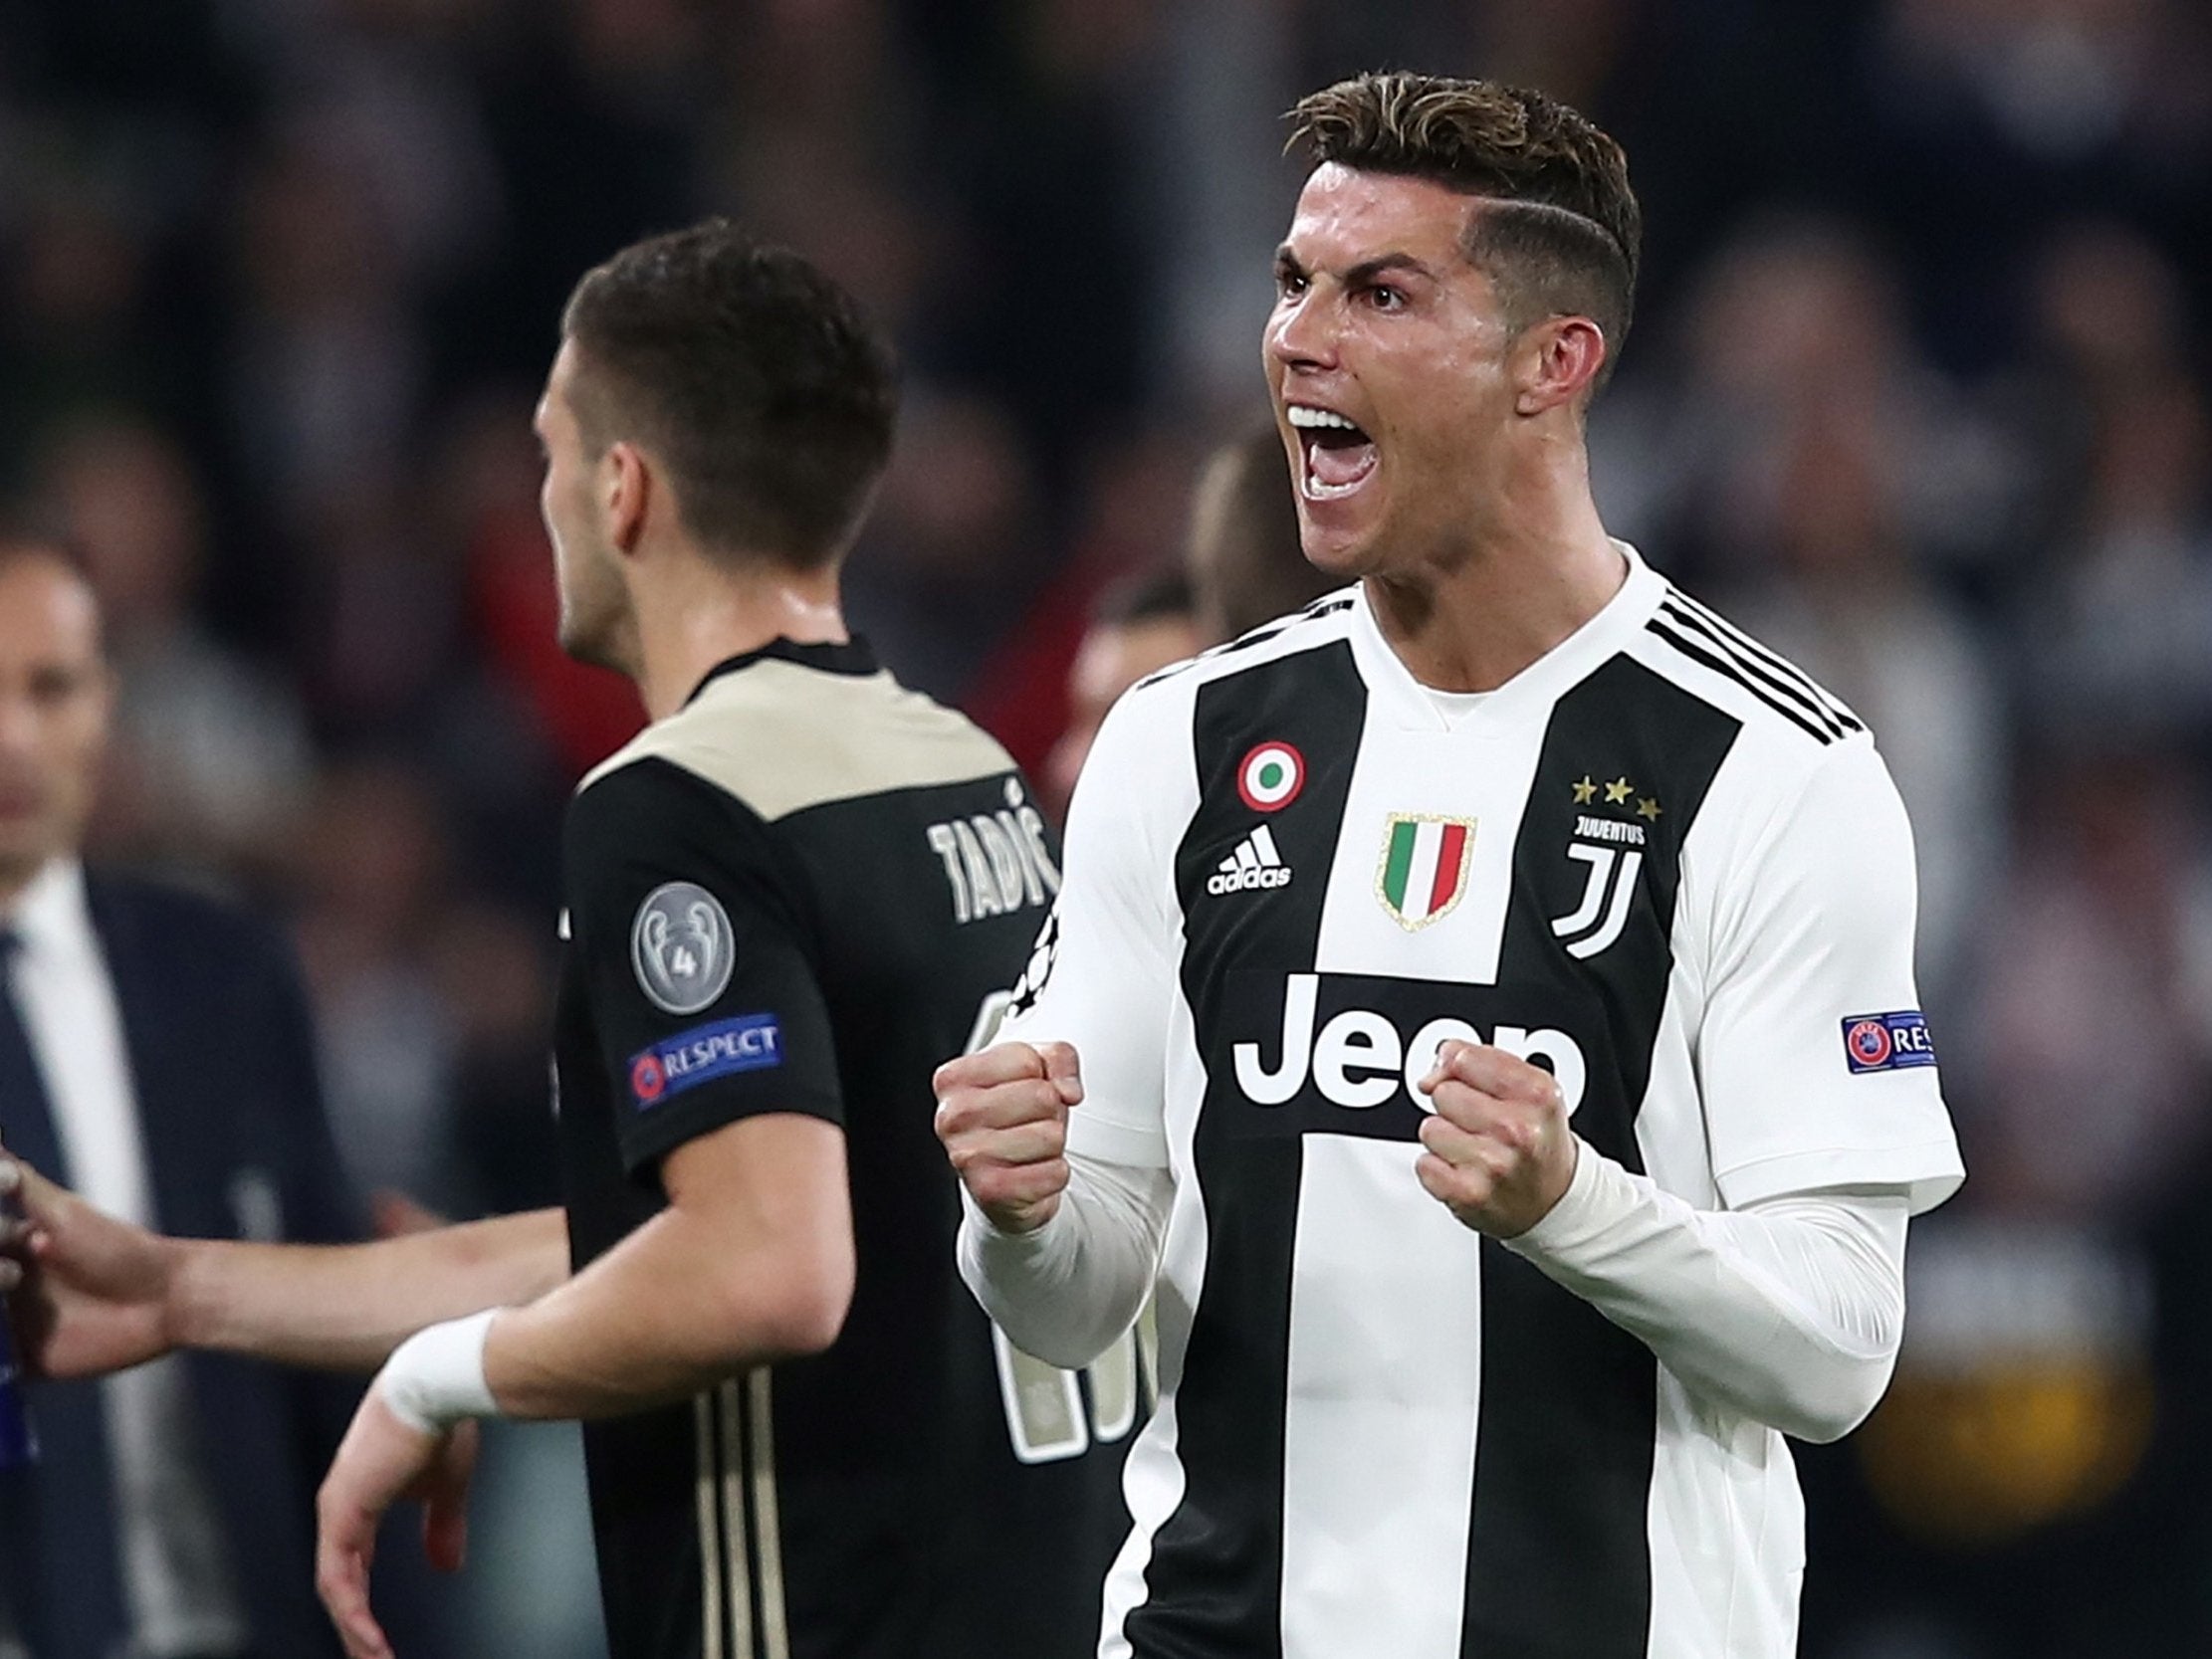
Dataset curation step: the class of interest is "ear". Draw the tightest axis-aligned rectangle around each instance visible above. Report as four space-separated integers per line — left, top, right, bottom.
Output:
1512 316 1608 417
602 441 652 556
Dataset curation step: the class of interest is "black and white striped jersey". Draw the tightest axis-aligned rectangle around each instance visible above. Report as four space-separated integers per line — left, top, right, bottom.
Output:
1002 545 1963 1659
552 638 1133 1659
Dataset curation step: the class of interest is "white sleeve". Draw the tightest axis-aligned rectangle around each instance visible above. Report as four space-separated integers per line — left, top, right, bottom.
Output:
1695 734 1964 1212
1507 1139 1908 1442
957 1150 1174 1369
997 688 1188 1168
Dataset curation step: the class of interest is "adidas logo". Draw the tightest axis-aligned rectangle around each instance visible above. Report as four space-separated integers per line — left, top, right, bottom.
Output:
1208 825 1293 895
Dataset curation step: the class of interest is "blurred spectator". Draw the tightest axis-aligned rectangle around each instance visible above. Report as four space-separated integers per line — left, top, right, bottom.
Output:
963 423 1200 778
1716 393 2005 999
846 389 1045 705
428 899 560 1216
0 539 445 1659
2018 375 2212 749
286 757 464 1208
1961 748 2212 1219
286 751 557 1218
1040 566 1201 821
1871 0 2212 180
1597 213 2026 584
1184 420 1334 644
229 135 422 531
33 413 312 875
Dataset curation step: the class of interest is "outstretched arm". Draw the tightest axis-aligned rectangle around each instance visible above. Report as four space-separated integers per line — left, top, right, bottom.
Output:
0 1153 568 1377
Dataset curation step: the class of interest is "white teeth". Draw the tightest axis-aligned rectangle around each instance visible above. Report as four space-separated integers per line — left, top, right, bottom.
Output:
1288 405 1360 432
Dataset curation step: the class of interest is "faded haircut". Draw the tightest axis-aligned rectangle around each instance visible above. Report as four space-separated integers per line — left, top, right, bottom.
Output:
1287 72 1642 392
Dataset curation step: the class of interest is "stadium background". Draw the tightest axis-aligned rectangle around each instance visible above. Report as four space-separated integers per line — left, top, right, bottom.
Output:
6 0 2211 1653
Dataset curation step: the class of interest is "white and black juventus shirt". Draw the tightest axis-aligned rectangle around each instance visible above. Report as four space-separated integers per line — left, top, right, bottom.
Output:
997 545 1964 1659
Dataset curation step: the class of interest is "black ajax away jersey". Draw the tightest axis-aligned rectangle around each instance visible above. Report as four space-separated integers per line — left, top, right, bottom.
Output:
552 638 1133 1659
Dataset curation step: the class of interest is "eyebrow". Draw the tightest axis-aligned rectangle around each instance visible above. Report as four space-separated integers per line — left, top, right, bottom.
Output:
1345 252 1437 286
1272 246 1438 287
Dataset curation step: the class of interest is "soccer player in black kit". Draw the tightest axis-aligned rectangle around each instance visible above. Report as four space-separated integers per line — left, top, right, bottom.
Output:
0 222 1132 1659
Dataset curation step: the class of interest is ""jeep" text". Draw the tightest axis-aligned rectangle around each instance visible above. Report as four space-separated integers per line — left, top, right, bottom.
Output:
1231 973 1587 1115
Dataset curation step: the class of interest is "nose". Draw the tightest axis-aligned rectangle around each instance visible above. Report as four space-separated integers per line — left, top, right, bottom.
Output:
1267 287 1338 376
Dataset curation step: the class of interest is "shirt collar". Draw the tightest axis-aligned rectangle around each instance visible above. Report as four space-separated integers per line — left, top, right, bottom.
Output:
2 857 92 960
684 636 882 708
1346 539 1662 732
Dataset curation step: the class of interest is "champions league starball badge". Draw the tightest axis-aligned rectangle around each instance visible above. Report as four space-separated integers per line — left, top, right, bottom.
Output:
630 881 737 1016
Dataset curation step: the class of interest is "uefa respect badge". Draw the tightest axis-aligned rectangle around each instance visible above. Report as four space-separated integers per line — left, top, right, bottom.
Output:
1842 1010 1937 1075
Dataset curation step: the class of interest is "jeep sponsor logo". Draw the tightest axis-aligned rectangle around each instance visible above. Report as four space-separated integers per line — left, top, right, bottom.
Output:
1230 972 1587 1117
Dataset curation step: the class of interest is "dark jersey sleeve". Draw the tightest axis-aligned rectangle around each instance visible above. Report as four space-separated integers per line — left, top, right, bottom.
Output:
563 755 843 1179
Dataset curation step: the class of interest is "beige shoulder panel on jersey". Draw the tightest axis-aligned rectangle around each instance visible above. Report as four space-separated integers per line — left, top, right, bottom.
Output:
578 659 1016 822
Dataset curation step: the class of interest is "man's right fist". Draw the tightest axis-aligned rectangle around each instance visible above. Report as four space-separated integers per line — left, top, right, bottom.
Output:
933 1041 1084 1234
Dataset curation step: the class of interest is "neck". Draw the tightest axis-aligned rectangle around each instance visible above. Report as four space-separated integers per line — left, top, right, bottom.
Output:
1363 440 1624 693
628 553 849 722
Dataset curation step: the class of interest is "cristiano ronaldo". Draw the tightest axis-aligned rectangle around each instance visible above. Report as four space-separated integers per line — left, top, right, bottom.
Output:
936 71 1963 1659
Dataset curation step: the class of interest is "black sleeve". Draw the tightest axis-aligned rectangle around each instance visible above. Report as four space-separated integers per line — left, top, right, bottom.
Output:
564 756 843 1179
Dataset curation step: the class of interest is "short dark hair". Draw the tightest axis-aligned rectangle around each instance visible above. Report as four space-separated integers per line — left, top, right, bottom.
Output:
1288 73 1641 391
559 219 899 567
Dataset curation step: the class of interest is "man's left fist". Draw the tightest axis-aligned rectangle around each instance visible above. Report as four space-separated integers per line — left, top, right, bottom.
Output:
1414 1040 1579 1238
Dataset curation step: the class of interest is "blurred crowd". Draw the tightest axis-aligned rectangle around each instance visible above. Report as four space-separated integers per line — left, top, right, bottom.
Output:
4 0 2212 1654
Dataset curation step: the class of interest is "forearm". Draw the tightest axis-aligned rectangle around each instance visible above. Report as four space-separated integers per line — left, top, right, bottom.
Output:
1506 1142 1908 1442
483 1196 844 1420
171 1208 569 1372
959 1150 1171 1369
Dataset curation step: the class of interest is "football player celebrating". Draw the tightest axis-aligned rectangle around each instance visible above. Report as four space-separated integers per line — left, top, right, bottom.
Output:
936 73 1962 1659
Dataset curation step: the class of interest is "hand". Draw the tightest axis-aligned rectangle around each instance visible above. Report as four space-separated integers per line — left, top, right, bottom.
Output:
316 1386 481 1659
1414 1041 1579 1239
0 1154 180 1377
933 1041 1083 1234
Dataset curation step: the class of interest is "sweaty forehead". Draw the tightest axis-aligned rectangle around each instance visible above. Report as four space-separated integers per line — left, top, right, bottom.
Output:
1284 164 1479 267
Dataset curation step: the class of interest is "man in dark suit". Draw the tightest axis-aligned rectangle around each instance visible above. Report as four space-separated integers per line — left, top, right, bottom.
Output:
0 534 432 1659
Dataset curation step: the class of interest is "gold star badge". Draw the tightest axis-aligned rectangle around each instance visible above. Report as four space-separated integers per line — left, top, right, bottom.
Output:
1571 775 1597 804
1638 796 1661 821
1604 776 1633 805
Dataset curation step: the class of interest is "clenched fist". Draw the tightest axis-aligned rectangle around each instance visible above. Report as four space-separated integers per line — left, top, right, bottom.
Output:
1414 1040 1579 1239
933 1041 1084 1234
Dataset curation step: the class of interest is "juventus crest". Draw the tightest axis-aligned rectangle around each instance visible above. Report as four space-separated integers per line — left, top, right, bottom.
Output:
1551 778 1660 959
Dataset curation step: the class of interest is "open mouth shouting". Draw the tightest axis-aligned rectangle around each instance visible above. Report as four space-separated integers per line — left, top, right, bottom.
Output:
1287 404 1378 502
